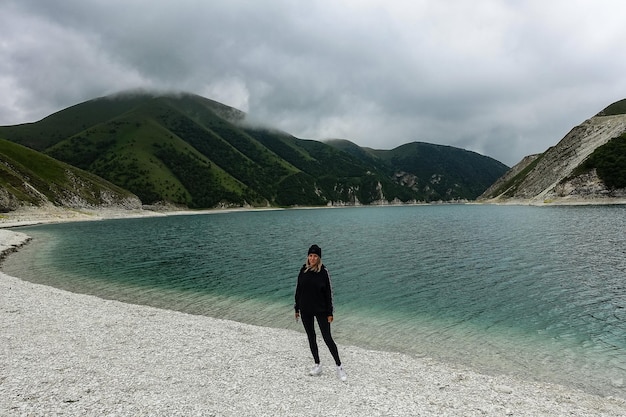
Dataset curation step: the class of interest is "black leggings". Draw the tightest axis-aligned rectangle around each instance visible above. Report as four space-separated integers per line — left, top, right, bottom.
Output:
300 312 341 366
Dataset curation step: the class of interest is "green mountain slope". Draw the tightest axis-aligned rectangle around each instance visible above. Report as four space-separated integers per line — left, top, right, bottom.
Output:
0 91 509 208
43 99 267 207
375 142 509 200
325 139 509 201
596 98 626 117
0 138 140 212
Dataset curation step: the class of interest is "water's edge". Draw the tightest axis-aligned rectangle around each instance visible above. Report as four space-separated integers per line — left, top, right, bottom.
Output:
3 205 626 399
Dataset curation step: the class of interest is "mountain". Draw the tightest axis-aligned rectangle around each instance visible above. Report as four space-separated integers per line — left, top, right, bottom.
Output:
0 138 140 212
0 90 509 209
479 99 626 204
325 139 509 201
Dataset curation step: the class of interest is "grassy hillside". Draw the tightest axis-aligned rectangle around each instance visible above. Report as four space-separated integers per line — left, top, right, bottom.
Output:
0 90 245 151
44 100 267 207
596 99 626 117
362 141 508 200
0 91 510 208
0 138 139 211
324 139 385 170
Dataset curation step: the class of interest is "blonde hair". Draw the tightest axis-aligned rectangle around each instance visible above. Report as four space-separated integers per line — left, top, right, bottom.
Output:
305 256 323 273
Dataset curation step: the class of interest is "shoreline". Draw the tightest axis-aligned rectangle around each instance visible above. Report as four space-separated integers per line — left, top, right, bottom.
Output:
0 206 282 229
3 197 626 228
2 198 626 229
2 219 626 414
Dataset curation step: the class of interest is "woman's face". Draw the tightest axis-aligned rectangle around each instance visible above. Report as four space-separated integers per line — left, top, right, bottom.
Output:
308 253 320 265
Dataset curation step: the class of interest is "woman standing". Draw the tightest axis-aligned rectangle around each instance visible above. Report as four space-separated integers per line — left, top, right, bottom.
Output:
294 244 347 382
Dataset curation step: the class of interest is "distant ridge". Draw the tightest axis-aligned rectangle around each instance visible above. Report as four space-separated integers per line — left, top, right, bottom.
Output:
0 90 508 210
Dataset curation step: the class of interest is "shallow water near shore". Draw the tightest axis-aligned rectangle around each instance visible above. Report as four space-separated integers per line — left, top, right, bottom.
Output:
4 205 626 397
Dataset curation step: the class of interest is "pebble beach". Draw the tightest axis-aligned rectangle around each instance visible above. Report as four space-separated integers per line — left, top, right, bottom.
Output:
2 209 626 416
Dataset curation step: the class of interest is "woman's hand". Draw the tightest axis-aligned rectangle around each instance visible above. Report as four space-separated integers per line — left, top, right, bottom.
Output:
295 312 300 322
327 315 334 323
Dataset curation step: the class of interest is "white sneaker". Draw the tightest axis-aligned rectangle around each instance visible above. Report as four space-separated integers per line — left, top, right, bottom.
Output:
337 365 347 382
309 363 322 376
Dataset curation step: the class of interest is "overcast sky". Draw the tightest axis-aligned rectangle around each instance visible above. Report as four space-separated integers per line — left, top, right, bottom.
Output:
2 0 625 166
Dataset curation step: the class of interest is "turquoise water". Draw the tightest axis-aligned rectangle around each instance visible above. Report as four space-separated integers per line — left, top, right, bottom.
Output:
4 205 626 397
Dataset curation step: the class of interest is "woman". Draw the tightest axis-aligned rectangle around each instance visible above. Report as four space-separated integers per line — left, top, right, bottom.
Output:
294 244 347 382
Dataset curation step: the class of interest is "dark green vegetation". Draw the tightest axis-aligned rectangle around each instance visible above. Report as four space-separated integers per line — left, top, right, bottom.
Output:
596 99 626 117
576 98 626 190
0 91 509 209
0 138 137 211
574 133 626 189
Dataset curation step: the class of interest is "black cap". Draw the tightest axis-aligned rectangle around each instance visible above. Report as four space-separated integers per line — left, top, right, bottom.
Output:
308 244 322 258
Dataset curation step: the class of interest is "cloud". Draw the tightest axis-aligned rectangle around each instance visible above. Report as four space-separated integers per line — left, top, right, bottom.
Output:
2 0 626 166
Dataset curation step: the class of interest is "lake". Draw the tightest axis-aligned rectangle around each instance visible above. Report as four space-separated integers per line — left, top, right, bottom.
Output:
4 204 626 397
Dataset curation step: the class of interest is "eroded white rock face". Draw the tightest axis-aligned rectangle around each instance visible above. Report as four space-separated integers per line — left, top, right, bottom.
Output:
552 169 610 197
481 114 626 204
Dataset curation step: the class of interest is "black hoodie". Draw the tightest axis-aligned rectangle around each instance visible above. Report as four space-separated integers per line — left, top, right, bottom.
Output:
294 264 334 317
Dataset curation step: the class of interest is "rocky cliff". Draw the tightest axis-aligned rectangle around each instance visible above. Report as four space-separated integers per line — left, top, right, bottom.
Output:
479 110 626 204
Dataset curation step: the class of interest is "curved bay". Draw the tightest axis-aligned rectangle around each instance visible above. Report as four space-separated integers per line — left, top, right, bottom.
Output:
4 205 626 397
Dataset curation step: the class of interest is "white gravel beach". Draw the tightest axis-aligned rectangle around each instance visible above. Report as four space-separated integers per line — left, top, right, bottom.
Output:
2 212 626 416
